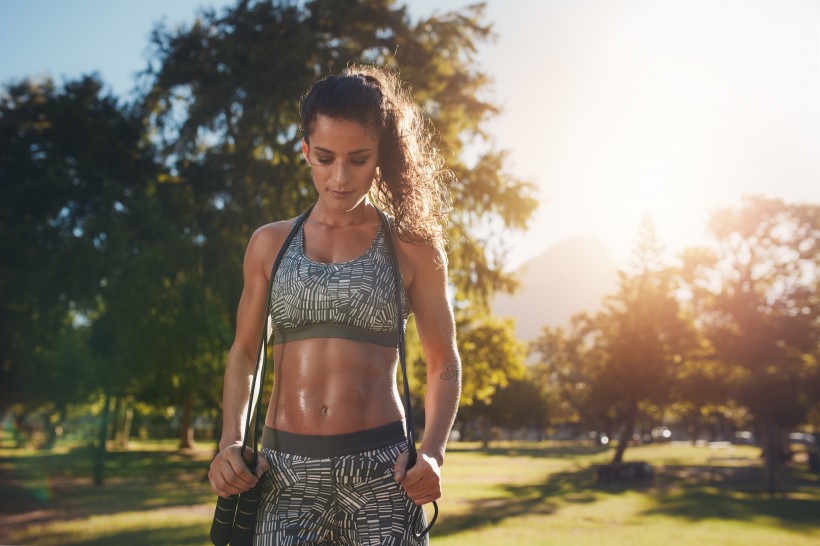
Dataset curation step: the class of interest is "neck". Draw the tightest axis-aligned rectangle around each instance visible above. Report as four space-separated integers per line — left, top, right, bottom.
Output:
310 198 376 228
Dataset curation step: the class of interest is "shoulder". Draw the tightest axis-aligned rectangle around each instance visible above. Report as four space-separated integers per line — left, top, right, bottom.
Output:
395 237 445 266
250 218 297 247
382 211 447 272
245 217 302 271
394 236 448 290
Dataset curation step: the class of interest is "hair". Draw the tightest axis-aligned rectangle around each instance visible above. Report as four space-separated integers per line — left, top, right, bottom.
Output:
299 64 452 252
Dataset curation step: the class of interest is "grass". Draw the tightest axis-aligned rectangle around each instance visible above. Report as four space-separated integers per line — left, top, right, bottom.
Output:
1 438 818 545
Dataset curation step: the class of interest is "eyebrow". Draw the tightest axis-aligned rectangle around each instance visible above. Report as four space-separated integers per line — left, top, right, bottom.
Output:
313 146 373 155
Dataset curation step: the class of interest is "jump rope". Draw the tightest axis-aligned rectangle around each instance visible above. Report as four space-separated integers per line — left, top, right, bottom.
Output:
210 206 437 545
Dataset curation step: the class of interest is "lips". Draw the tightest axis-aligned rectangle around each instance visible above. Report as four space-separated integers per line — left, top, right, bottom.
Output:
329 190 352 199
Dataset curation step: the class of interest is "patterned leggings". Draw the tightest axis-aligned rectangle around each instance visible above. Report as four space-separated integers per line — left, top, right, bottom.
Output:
253 422 429 546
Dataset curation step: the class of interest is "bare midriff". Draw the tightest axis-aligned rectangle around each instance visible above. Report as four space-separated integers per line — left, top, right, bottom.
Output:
265 337 404 435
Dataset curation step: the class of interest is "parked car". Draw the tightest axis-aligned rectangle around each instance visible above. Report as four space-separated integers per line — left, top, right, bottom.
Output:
733 430 755 444
787 432 816 446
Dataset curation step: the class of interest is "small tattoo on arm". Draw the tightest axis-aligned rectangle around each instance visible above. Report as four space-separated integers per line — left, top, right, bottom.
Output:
440 366 458 381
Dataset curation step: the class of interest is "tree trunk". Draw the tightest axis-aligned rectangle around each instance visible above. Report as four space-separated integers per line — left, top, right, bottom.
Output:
612 412 636 464
180 394 196 449
13 412 28 447
480 417 491 448
115 399 133 448
763 422 783 495
459 419 469 441
94 390 112 486
110 397 122 441
43 406 65 449
686 411 700 445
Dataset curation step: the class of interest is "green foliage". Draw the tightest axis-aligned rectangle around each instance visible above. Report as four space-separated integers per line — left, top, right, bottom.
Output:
681 195 819 429
530 315 597 427
0 76 157 413
456 312 526 406
485 376 550 432
143 0 537 312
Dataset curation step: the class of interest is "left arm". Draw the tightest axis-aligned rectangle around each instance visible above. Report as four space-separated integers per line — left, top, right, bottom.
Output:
393 243 461 505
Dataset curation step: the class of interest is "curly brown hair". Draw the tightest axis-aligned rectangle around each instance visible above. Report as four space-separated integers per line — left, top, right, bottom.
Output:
300 64 452 252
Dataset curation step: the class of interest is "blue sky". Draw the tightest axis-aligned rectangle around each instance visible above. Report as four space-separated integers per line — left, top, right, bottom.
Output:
3 0 819 268
0 0 237 99
0 0 469 98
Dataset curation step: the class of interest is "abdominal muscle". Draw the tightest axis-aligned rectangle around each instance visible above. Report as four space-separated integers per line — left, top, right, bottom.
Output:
265 337 405 435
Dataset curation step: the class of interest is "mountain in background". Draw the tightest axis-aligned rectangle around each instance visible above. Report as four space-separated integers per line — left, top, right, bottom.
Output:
493 236 619 343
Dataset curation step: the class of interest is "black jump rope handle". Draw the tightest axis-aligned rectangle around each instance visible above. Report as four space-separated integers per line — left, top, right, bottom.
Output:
209 493 237 546
210 465 261 546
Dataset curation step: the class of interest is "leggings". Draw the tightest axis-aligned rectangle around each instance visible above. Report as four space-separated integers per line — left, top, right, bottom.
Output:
254 421 429 546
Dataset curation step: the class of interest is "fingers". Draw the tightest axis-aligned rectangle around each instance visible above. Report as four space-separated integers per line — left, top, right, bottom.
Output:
255 455 271 477
393 451 410 483
396 452 442 505
208 444 260 497
402 468 442 505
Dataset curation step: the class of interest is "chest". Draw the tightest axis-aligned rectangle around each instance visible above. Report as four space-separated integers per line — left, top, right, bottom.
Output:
301 222 378 264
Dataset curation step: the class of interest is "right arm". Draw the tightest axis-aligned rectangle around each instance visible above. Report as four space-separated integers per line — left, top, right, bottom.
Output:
208 223 287 497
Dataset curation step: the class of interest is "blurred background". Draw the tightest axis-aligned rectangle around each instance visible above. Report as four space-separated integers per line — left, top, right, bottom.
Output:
1 1 818 545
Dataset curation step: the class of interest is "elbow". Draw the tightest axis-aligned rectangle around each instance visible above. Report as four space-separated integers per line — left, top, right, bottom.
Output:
226 344 256 376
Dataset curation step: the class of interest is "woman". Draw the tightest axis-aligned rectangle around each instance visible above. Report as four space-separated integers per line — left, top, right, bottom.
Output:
208 64 462 545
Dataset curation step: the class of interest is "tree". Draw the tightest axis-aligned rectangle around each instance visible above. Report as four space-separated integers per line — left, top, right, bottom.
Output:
681 195 819 493
532 218 695 462
0 76 157 422
449 313 527 445
140 0 537 439
486 377 550 441
142 0 537 305
530 315 601 435
455 313 526 405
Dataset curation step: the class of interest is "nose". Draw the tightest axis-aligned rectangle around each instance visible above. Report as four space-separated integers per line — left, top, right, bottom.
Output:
330 161 350 186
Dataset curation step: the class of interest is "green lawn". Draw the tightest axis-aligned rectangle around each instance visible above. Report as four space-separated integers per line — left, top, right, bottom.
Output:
1 439 818 545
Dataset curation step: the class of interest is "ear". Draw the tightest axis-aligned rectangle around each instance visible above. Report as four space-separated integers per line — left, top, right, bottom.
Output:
301 139 310 164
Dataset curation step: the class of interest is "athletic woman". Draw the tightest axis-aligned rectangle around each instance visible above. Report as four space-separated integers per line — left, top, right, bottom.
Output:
208 64 462 545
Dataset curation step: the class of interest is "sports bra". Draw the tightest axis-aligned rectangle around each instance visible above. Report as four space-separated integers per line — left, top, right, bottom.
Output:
269 215 411 347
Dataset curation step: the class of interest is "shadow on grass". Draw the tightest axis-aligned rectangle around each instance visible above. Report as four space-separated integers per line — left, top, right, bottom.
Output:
642 488 820 531
435 457 820 537
434 465 600 537
0 445 215 522
446 442 610 460
26 522 210 546
641 464 820 531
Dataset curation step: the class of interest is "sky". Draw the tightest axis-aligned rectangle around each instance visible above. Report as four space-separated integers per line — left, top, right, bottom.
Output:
2 0 819 269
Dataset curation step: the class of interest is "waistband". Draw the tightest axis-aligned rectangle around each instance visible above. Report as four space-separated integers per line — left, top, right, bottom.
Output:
261 421 406 457
272 323 399 347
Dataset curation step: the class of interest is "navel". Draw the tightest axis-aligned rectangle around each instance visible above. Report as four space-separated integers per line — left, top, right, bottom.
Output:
321 405 329 415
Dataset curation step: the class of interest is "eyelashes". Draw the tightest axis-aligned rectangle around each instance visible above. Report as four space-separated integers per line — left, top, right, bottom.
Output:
314 156 369 166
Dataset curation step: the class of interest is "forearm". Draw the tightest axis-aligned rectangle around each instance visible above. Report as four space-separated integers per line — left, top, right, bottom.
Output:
219 349 256 451
418 359 461 466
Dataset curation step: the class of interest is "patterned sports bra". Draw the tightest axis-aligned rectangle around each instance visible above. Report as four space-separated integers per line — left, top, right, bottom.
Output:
269 215 411 347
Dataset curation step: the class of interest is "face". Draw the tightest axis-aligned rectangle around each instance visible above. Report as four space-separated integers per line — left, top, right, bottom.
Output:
302 115 380 213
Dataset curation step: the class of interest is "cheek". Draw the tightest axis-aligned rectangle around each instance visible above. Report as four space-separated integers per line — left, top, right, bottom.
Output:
364 162 380 181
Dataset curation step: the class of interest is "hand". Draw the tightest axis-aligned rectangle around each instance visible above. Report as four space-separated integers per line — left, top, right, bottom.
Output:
208 442 269 497
393 451 442 506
